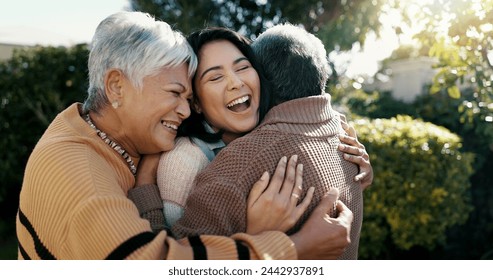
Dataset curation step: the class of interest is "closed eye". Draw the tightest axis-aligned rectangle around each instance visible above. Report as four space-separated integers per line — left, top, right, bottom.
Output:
236 65 250 72
209 74 223 82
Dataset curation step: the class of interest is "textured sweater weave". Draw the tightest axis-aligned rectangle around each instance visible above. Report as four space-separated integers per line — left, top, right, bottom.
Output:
172 95 364 259
16 103 297 260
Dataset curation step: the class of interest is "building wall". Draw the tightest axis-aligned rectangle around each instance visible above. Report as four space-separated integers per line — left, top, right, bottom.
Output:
387 57 438 103
0 43 27 61
363 57 439 103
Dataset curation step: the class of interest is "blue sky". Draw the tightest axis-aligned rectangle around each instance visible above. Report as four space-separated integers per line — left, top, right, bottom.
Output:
0 0 130 46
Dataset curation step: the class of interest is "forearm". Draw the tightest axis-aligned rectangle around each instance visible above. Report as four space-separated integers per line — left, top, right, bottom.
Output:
127 184 166 233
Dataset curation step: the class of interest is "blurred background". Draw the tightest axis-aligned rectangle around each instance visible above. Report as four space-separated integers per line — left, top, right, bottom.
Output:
1 0 492 260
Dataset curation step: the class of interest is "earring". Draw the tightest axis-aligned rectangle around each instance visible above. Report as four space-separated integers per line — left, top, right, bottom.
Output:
112 100 119 109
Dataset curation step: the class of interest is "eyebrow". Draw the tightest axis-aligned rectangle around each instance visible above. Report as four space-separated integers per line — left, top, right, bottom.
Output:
199 57 249 80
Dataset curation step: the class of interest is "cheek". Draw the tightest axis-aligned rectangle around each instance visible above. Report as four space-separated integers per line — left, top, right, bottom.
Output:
198 90 223 111
249 75 261 100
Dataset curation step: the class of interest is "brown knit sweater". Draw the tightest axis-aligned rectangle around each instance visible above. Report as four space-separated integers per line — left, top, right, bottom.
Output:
16 103 297 260
172 95 364 259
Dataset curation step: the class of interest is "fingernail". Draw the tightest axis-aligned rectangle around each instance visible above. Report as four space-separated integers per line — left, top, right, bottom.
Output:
291 154 298 162
261 171 269 180
338 144 345 151
325 188 339 197
344 154 350 159
297 163 303 173
280 156 287 163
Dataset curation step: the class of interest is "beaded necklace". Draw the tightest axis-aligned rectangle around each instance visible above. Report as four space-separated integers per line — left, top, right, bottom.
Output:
84 114 137 176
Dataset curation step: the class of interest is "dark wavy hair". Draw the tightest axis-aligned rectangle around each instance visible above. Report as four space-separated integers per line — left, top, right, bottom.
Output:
178 27 272 143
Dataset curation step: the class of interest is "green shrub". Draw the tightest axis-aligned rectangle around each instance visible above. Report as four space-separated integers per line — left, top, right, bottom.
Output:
0 44 88 242
352 115 474 259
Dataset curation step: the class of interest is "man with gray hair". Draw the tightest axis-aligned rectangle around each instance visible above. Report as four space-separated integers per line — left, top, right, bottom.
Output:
173 23 363 259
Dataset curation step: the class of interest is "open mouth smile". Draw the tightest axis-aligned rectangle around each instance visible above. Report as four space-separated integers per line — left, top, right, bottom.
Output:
226 95 251 112
161 120 179 132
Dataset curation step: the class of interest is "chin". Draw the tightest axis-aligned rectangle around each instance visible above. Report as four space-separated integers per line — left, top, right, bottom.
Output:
237 123 257 134
161 142 175 152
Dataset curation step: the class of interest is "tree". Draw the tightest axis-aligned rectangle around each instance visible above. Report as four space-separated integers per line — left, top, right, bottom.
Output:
0 45 88 248
409 2 493 259
130 0 393 51
413 0 493 157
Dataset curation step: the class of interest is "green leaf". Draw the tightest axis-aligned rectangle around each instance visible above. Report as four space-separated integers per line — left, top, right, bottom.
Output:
430 84 442 94
447 86 461 99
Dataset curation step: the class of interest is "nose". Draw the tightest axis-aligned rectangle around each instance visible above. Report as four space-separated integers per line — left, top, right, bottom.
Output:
176 98 191 120
227 73 244 91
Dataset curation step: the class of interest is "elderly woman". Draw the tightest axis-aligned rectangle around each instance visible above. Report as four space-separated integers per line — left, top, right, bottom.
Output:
16 11 352 260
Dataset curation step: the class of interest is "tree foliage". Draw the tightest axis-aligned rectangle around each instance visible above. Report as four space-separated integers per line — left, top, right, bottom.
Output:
413 0 493 152
130 0 391 51
0 45 88 241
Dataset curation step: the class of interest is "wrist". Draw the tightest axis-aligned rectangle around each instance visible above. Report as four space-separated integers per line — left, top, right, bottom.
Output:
289 232 306 260
135 174 157 186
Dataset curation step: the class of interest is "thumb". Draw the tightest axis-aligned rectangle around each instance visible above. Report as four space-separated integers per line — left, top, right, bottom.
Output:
313 188 339 215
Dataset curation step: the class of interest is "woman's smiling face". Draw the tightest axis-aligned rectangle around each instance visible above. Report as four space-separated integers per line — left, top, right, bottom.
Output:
193 39 260 141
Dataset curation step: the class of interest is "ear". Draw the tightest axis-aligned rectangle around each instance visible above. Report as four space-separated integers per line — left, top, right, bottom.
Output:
104 69 125 104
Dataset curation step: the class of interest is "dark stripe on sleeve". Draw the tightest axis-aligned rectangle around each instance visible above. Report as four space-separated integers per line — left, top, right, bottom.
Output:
18 241 31 260
235 240 250 260
105 231 156 260
188 236 207 260
18 209 56 260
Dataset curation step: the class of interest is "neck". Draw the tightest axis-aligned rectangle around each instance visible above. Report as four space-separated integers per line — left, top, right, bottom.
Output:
88 108 138 157
221 131 244 145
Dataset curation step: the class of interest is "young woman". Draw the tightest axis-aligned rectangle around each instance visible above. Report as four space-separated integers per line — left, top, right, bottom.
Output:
156 27 373 231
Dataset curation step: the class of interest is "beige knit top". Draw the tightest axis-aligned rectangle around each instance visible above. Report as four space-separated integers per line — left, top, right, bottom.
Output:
16 103 297 260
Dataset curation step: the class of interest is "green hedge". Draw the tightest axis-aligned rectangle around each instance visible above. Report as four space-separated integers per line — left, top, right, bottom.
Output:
352 115 474 259
0 45 88 244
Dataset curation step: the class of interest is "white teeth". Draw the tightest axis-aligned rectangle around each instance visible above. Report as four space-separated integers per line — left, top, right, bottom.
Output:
227 96 249 108
162 122 178 130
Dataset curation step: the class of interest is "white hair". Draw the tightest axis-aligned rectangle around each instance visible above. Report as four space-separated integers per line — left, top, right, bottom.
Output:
83 11 197 112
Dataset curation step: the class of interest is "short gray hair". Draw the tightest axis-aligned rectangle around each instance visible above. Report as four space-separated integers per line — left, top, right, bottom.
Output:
252 23 330 106
83 11 197 113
